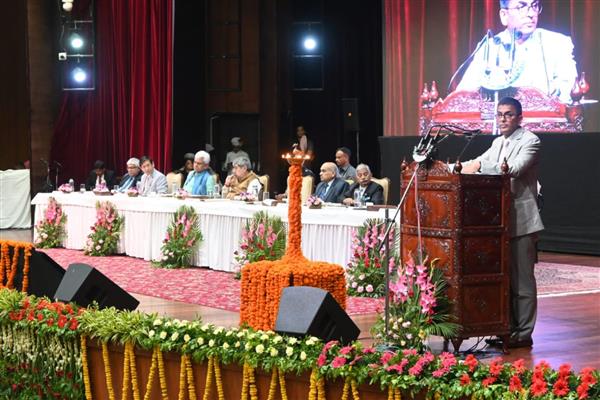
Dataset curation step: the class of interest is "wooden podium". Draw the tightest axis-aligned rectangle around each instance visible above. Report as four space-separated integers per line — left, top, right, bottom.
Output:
400 160 511 352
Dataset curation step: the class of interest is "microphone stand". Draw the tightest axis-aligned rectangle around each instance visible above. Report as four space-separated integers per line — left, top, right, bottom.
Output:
377 124 480 344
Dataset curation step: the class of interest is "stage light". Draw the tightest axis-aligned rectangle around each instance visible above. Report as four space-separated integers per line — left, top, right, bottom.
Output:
69 33 84 50
303 36 317 51
72 67 87 83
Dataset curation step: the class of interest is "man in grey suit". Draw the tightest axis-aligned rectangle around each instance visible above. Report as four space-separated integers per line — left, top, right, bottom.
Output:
314 162 349 203
463 97 543 348
139 156 168 195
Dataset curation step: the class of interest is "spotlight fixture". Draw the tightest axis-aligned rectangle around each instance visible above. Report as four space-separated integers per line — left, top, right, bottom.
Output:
303 36 317 51
62 0 74 12
72 67 87 83
69 33 84 50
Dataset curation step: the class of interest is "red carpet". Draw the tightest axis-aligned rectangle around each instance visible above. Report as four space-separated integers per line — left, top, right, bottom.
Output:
39 249 383 315
39 249 599 314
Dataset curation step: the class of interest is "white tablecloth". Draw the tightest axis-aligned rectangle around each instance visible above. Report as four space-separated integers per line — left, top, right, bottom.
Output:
1 169 31 229
32 192 395 271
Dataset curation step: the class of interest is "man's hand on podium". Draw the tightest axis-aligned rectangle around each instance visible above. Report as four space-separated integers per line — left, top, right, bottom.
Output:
461 160 481 174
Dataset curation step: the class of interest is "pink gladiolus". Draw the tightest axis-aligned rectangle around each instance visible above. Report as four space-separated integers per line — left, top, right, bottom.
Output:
257 223 265 238
187 239 194 247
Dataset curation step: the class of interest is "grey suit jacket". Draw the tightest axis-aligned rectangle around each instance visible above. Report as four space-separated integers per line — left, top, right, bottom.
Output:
471 127 544 238
140 169 168 195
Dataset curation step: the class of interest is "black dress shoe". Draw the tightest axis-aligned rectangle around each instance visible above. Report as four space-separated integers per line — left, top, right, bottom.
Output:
507 338 533 348
485 337 504 346
485 336 533 348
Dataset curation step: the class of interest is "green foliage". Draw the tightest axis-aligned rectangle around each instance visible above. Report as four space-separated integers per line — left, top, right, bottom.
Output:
84 201 124 256
153 205 203 268
371 258 459 351
346 219 399 298
233 211 286 278
34 196 67 248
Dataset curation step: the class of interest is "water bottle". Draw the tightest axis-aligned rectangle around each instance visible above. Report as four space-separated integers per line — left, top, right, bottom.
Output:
68 178 75 189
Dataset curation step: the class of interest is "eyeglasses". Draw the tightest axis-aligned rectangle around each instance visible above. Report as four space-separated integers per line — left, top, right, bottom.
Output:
496 112 520 120
504 1 543 16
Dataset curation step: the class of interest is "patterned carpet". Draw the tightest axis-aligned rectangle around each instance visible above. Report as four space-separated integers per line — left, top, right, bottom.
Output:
39 249 599 315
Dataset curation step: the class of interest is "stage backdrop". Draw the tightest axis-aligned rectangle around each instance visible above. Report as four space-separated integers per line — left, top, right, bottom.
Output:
51 0 173 185
383 0 600 136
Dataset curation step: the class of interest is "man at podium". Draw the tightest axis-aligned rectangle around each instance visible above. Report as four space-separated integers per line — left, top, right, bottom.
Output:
462 97 544 348
456 0 577 103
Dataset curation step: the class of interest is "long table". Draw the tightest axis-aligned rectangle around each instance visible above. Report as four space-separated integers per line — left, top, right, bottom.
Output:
1 169 31 229
31 192 393 272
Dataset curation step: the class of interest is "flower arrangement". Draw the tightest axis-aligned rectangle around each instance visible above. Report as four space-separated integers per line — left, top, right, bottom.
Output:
34 196 67 248
174 188 189 199
153 205 203 268
371 256 458 350
0 289 83 399
84 201 124 256
58 183 73 193
346 219 399 298
94 182 109 192
306 195 323 209
235 191 257 202
126 186 139 197
233 211 286 278
0 288 598 400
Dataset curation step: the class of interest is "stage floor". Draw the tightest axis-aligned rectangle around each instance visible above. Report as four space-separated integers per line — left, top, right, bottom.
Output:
2 228 599 371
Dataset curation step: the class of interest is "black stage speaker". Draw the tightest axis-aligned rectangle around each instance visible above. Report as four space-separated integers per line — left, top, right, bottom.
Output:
54 263 139 311
12 249 65 298
342 98 360 132
275 286 360 344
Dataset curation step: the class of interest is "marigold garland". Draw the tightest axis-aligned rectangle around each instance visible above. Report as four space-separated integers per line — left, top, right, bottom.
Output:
102 342 116 400
81 335 93 400
0 240 34 292
308 368 326 400
157 346 169 400
127 341 141 400
241 362 259 400
278 368 288 400
387 387 402 400
143 347 159 400
240 159 347 330
122 342 131 400
185 355 197 400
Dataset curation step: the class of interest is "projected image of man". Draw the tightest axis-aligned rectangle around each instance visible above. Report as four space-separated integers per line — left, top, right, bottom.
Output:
456 0 577 103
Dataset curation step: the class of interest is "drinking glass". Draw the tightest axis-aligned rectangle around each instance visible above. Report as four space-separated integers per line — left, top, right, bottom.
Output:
80 184 86 193
353 191 362 207
262 191 270 202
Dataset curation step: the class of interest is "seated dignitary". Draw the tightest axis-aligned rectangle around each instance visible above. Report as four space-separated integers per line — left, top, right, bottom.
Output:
314 162 349 204
341 164 384 206
224 157 262 199
117 158 143 192
183 151 216 196
139 156 168 195
85 160 116 190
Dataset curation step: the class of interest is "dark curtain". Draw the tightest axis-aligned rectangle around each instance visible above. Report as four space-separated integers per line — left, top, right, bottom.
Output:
384 0 600 136
51 0 173 184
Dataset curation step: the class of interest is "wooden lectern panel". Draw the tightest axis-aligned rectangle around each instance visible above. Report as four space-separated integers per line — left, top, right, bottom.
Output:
400 160 511 352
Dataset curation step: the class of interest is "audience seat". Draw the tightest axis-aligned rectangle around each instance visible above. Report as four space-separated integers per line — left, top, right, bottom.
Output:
166 172 183 194
371 177 390 205
258 174 269 194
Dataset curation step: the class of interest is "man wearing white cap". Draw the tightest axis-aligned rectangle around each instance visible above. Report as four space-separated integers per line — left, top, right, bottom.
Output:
223 137 250 174
117 158 143 192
